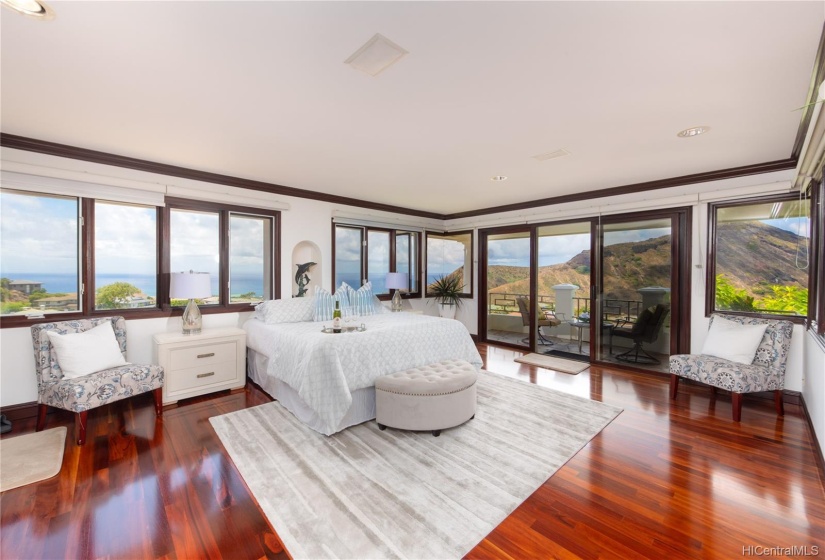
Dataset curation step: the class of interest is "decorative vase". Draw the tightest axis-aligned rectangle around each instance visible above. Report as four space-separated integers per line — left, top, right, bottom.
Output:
438 303 457 319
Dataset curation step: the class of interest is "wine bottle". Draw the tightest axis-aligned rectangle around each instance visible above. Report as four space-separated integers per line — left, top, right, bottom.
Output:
332 300 342 333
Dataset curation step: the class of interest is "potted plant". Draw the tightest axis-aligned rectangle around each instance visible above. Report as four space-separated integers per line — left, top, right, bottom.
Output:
429 274 464 319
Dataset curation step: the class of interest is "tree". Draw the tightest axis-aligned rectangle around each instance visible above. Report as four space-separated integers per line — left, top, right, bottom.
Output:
0 278 9 290
96 282 140 309
760 285 808 316
715 274 755 312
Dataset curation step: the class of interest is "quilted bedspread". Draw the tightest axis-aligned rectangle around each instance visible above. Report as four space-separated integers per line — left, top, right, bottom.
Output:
243 313 483 434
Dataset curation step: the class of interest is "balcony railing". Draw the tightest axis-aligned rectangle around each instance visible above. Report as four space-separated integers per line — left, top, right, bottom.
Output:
487 292 644 323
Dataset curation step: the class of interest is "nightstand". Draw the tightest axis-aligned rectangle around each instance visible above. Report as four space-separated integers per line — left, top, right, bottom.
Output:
153 327 247 405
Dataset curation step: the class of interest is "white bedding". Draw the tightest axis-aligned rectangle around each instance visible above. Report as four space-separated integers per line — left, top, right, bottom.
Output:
243 312 483 435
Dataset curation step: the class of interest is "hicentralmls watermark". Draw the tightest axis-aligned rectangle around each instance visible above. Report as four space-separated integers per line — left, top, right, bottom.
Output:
742 545 820 556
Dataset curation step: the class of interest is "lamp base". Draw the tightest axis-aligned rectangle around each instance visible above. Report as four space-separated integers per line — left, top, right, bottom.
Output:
391 290 403 312
181 298 203 335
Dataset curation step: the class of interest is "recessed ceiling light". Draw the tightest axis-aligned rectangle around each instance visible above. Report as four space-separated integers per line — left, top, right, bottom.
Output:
677 126 710 138
0 0 54 19
490 175 508 182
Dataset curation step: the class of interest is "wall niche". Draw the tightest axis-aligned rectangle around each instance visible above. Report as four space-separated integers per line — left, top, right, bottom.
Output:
291 241 322 298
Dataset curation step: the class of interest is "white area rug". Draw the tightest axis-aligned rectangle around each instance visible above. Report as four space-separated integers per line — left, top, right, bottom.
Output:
0 427 66 492
515 352 590 374
210 371 621 559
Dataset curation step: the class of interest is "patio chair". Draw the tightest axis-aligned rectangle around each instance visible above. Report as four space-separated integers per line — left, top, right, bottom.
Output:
517 297 561 345
31 316 164 445
612 304 669 364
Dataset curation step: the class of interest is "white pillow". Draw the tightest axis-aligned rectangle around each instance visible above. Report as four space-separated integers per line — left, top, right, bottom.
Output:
701 316 768 365
46 322 128 378
255 297 315 324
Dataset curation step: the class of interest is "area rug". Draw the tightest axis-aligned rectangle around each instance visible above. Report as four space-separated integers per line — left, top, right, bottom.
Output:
0 426 66 492
210 370 621 559
515 352 590 374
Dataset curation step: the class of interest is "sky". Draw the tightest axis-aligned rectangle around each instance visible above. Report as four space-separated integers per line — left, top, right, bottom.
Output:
1 191 265 276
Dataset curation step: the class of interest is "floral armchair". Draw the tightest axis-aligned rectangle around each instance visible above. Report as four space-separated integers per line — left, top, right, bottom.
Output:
31 316 164 445
669 314 793 422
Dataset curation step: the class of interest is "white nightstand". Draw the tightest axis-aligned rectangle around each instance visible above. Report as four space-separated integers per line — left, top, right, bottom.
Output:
153 327 247 405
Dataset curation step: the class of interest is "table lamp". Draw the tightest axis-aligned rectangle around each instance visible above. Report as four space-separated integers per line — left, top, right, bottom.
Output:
385 272 408 312
170 271 212 335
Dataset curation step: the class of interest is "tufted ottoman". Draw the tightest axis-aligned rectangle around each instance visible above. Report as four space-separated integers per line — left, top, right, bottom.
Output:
375 359 478 437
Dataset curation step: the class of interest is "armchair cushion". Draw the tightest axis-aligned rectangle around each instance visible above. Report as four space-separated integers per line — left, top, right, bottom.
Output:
700 316 767 365
39 363 165 413
669 354 781 393
45 322 127 378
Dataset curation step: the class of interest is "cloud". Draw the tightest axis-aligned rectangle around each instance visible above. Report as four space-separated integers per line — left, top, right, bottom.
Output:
428 237 468 273
95 202 157 274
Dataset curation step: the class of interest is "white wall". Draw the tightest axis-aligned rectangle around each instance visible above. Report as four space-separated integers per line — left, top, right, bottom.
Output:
803 332 825 451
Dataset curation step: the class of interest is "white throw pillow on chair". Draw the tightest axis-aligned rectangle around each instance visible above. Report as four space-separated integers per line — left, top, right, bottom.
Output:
46 322 128 378
701 316 768 365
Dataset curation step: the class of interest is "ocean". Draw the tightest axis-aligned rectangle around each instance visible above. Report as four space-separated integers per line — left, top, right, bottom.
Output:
3 272 266 298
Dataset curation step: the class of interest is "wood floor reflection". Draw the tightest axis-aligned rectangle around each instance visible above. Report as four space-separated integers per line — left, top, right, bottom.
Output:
1 342 823 559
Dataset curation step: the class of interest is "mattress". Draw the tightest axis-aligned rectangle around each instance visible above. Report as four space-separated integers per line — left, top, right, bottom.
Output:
243 312 482 435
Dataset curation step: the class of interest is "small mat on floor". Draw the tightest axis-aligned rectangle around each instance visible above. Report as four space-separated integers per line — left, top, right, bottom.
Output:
0 427 66 492
515 353 590 374
210 370 620 559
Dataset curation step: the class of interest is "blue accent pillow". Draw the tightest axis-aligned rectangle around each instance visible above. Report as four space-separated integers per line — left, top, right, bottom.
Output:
313 285 351 322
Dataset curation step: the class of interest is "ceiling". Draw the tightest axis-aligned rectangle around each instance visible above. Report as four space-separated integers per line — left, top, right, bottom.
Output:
1 1 823 215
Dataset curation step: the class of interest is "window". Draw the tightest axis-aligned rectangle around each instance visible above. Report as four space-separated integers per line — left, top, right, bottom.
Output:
810 180 824 336
229 213 273 303
1 190 80 317
169 208 220 306
425 231 473 298
0 186 279 327
94 201 158 310
708 195 810 319
332 224 421 298
165 199 278 308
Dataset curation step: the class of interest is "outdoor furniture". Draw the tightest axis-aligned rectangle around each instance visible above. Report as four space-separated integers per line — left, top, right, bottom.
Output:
375 359 477 437
568 319 614 354
669 314 793 422
31 316 164 445
517 297 561 345
612 304 669 364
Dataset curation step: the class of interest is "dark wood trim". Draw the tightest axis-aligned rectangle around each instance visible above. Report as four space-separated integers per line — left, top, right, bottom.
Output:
800 393 825 490
810 180 825 336
706 193 811 322
0 400 40 422
791 22 825 161
0 133 444 220
444 159 797 220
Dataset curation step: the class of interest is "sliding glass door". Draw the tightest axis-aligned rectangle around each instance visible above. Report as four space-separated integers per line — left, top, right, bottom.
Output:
479 209 689 373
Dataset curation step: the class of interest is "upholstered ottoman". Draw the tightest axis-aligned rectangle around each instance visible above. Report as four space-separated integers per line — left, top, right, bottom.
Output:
375 359 478 436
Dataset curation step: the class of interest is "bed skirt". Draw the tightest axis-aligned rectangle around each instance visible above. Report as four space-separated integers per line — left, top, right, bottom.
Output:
247 348 377 435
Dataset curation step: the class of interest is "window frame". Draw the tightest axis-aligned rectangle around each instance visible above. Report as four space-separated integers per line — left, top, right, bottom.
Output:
706 193 810 324
0 193 279 328
424 230 474 300
809 179 825 337
331 223 422 300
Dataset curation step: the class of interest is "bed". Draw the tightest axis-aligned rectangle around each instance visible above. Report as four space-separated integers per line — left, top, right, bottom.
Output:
244 312 483 435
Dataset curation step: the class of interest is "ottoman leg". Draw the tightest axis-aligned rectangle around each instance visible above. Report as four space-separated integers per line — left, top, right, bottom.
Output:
432 430 441 437
378 423 386 431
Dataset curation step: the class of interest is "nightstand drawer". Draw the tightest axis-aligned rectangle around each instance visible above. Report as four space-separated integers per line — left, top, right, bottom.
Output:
169 341 237 371
166 361 238 393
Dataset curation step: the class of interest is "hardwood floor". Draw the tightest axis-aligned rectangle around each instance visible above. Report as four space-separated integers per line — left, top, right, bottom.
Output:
2 343 823 559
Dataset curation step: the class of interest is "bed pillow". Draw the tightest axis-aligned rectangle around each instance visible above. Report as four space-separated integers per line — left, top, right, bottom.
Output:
255 297 315 324
701 316 768 365
338 282 358 316
314 286 350 322
352 281 381 316
46 322 128 378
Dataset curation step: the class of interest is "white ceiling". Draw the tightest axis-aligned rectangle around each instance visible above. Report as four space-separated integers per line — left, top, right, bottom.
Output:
1 1 823 215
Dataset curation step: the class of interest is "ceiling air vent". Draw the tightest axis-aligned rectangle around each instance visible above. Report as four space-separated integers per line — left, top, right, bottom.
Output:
345 33 409 77
532 149 571 162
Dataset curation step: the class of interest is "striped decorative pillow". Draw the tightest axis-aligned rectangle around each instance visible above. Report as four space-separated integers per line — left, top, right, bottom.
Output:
313 286 351 322
353 281 379 316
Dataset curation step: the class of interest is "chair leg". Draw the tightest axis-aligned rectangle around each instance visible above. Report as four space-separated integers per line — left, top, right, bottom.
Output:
731 393 743 422
36 403 48 432
153 388 163 417
669 375 679 399
75 411 88 445
774 390 784 416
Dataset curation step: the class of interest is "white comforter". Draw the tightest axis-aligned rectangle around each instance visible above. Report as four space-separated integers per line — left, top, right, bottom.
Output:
244 313 483 434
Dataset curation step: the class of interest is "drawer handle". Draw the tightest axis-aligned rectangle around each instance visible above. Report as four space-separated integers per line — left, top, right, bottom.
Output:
197 372 215 379
197 353 215 359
